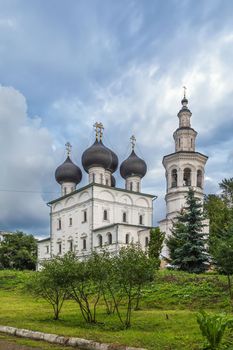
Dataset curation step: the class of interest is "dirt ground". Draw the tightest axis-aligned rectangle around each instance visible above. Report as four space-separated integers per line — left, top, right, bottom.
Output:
0 340 41 350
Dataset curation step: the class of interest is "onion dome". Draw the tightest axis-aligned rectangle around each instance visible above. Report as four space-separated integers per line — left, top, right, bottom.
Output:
120 150 147 179
111 175 116 187
55 156 82 185
82 140 112 173
108 148 118 173
82 122 118 173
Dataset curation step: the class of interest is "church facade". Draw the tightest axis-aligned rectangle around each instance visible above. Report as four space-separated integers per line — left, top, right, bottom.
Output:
38 93 208 264
38 124 154 264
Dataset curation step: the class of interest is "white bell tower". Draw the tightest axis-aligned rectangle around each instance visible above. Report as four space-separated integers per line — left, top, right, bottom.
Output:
159 89 208 256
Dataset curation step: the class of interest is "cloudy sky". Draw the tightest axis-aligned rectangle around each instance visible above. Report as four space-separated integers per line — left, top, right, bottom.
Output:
1 0 233 238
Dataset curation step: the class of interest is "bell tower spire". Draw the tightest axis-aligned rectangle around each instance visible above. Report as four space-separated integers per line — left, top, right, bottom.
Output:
159 89 209 258
173 89 197 152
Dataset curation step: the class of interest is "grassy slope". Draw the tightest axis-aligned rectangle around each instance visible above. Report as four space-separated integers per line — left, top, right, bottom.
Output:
0 270 232 350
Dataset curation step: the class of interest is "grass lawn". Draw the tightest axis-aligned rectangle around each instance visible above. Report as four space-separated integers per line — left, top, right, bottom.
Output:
0 270 232 350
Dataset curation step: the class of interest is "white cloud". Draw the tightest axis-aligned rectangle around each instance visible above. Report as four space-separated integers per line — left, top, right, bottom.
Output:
0 86 55 234
47 27 233 224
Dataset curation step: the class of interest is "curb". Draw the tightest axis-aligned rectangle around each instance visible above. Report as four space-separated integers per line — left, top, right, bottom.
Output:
0 325 147 350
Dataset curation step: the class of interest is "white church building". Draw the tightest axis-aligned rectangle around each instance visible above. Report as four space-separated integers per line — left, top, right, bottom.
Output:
38 93 208 263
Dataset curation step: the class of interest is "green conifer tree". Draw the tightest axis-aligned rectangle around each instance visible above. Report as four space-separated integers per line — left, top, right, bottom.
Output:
166 188 208 273
148 227 165 268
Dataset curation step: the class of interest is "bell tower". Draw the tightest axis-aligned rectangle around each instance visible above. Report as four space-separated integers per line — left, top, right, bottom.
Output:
159 89 208 256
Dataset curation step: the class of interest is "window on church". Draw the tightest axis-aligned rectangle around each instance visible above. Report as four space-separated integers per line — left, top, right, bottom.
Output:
130 182 133 191
197 170 202 188
58 242 62 254
83 239 86 250
179 138 181 148
125 233 129 244
171 169 177 188
139 214 143 225
106 179 109 186
191 138 193 148
123 212 127 223
64 187 67 195
103 210 108 221
93 173 95 182
83 210 87 223
69 217 72 226
183 168 191 186
98 235 103 247
46 245 49 254
69 240 73 252
100 173 103 184
57 218 61 230
107 232 112 245
145 237 149 247
137 182 140 192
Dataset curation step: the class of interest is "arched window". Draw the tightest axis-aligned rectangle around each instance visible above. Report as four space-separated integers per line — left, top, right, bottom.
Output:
83 239 86 250
183 168 191 186
64 187 67 195
98 234 103 247
125 233 129 244
197 170 202 188
57 218 61 230
103 210 108 221
69 240 73 252
123 212 127 223
107 233 112 245
92 173 95 183
139 214 143 225
171 169 177 188
130 182 133 191
137 182 140 192
145 237 149 247
58 242 62 254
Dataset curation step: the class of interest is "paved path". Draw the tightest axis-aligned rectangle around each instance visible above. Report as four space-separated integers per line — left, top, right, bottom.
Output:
0 340 41 350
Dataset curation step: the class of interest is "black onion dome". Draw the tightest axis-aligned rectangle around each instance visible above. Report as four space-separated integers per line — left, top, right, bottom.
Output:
108 148 118 173
82 139 118 173
120 150 147 179
55 156 82 185
82 140 112 173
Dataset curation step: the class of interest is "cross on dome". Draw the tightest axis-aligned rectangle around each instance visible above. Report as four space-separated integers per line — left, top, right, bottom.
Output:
130 135 136 150
183 86 187 98
93 122 104 141
65 142 72 156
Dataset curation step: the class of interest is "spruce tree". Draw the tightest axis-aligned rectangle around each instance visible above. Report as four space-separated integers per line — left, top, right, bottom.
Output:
166 188 208 273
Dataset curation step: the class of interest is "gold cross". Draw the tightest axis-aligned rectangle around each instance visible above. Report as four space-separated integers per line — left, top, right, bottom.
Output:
130 135 136 150
65 142 72 156
93 122 104 141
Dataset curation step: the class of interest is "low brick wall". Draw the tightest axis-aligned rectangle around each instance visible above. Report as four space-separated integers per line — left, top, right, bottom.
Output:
0 325 147 350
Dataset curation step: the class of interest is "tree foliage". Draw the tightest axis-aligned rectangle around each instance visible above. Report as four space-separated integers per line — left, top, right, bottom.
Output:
166 188 208 273
114 244 156 327
148 227 165 268
28 246 156 328
211 223 233 306
0 231 37 270
27 256 69 320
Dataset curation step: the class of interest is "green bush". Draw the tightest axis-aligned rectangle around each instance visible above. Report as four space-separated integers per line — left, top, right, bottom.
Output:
197 310 232 349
